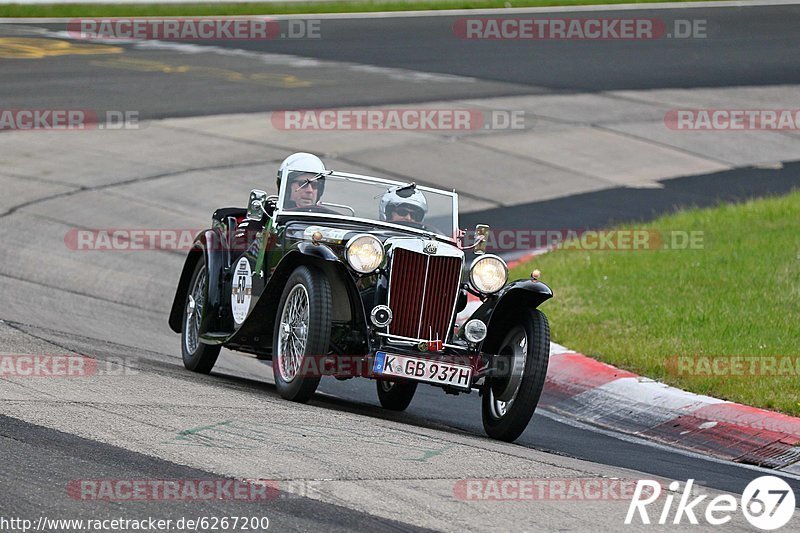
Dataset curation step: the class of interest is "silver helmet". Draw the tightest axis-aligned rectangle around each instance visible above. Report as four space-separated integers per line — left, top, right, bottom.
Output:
379 185 428 222
276 152 327 194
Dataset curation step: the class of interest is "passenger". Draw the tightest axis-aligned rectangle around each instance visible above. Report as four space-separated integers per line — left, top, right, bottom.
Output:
379 186 428 223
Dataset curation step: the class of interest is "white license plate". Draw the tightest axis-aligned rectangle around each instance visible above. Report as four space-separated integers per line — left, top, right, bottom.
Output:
373 351 472 389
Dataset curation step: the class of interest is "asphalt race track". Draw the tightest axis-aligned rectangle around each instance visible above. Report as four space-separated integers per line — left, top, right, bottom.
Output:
1 2 799 531
2 3 800 117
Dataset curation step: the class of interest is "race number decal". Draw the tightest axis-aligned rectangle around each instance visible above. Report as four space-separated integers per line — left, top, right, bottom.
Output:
231 257 253 325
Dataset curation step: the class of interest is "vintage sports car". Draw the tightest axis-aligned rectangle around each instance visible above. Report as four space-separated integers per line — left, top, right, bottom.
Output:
169 153 553 442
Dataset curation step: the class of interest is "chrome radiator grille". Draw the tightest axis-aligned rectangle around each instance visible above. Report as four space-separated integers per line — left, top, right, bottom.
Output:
387 247 461 341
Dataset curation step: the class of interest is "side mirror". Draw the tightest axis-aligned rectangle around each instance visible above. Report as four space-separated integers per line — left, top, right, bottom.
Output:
246 189 268 221
474 224 489 255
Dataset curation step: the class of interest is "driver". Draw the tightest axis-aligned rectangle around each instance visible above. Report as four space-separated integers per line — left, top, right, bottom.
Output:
287 173 322 208
379 186 428 224
276 152 327 209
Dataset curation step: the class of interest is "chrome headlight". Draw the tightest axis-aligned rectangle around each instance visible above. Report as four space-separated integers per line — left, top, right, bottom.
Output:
345 234 384 274
469 254 508 294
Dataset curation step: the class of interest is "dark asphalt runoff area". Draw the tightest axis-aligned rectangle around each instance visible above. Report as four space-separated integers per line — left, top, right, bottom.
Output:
2 3 800 117
195 5 800 92
461 161 800 231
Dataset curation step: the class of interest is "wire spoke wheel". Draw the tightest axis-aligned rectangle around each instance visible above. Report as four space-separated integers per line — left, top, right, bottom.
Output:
277 285 310 383
183 265 206 354
181 258 221 374
272 265 331 403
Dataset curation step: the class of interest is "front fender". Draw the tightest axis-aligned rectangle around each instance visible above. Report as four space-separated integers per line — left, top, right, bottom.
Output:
268 247 367 328
225 248 368 355
296 241 339 262
464 279 553 351
168 229 229 333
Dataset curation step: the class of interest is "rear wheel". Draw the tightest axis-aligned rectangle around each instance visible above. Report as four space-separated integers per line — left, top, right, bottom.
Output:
481 309 549 442
181 259 221 373
272 265 332 403
376 380 418 411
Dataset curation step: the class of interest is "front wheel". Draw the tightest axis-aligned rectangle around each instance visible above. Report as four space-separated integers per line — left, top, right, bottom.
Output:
181 259 221 373
272 265 332 403
376 380 418 411
481 309 550 442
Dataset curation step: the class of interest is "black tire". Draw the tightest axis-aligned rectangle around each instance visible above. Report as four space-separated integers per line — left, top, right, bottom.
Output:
481 309 550 442
181 259 222 374
272 265 332 403
376 380 418 411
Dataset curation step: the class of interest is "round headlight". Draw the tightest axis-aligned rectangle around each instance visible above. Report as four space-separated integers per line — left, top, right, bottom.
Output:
463 319 487 343
469 254 508 294
345 234 384 274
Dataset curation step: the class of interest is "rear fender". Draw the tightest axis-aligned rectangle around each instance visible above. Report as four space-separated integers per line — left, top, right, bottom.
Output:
168 229 229 334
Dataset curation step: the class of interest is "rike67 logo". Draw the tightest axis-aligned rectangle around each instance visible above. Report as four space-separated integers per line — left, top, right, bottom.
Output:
626 476 795 530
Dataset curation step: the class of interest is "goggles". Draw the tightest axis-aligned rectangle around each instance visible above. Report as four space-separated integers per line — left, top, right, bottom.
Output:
392 205 424 222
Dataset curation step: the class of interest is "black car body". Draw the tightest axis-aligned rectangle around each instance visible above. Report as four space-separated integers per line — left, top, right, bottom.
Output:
169 168 553 441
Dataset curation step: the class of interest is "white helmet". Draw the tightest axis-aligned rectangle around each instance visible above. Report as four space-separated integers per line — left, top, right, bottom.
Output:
379 185 428 222
276 152 326 192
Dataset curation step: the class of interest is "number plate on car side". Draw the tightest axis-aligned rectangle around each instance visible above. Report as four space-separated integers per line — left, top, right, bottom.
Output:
373 351 472 389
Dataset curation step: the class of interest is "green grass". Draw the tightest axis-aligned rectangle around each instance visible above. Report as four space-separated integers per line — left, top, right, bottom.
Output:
0 0 719 18
511 191 800 416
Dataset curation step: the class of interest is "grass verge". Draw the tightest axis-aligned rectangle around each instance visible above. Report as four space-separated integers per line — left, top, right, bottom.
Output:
0 0 721 18
510 190 800 416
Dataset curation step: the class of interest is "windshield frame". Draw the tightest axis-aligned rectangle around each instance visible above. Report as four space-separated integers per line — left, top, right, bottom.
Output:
275 170 460 243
